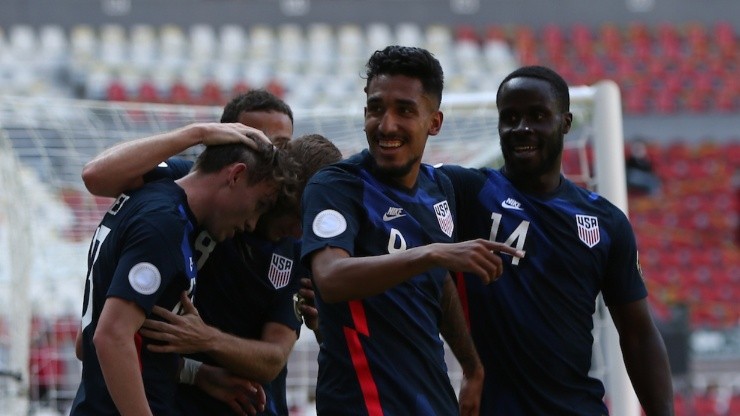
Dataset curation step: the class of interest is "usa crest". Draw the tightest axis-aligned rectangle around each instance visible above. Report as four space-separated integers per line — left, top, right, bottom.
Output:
268 253 293 289
576 214 600 247
434 200 454 238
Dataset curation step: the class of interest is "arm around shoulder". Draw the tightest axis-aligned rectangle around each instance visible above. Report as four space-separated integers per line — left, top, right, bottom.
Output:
82 123 267 197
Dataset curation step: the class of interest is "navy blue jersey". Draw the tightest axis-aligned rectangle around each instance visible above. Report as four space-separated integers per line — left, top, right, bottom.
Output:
149 157 304 416
177 234 305 416
301 150 459 416
441 165 647 416
71 179 198 416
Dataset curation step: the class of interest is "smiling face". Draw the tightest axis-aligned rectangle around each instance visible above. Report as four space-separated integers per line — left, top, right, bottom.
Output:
364 74 442 188
497 76 572 192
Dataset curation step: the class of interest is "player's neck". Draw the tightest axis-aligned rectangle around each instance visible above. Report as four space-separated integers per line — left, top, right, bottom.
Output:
502 166 562 196
175 172 218 224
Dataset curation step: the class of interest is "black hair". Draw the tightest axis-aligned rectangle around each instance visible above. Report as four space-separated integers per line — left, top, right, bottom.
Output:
220 89 294 125
365 45 444 107
497 65 570 112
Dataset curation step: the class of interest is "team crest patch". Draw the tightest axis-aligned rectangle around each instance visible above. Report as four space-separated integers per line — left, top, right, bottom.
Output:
268 253 293 289
312 209 347 238
433 200 454 238
576 214 600 247
128 262 161 295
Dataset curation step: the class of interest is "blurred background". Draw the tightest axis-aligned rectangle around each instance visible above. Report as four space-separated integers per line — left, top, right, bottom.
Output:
0 0 738 415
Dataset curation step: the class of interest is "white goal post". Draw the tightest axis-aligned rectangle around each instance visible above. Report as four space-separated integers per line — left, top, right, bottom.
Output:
0 81 637 415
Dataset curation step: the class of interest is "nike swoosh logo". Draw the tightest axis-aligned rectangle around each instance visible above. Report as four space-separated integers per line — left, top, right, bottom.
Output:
501 200 523 210
383 213 407 221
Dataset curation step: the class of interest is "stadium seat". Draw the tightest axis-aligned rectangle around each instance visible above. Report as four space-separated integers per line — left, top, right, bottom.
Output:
189 23 217 62
8 24 38 59
159 24 187 69
396 22 424 48
218 24 247 62
99 24 127 66
38 25 68 63
105 79 128 102
129 24 158 71
168 80 193 104
135 80 161 103
366 22 395 55
199 80 224 106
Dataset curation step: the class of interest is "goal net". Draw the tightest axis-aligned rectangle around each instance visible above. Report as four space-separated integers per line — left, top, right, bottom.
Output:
0 82 634 415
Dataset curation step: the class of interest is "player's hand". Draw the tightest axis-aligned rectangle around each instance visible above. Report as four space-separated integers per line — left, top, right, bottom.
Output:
194 363 266 416
298 278 319 331
433 239 524 284
197 122 272 148
139 292 219 354
458 365 484 416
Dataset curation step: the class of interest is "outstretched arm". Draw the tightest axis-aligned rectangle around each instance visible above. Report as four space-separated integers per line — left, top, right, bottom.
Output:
310 239 523 303
439 275 484 416
140 293 297 383
82 123 270 197
610 298 674 416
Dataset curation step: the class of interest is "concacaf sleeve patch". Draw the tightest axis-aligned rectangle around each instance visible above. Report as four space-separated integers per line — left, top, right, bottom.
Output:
128 262 162 295
312 209 347 238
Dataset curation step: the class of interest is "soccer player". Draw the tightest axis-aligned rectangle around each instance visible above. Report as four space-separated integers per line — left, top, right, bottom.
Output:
80 90 339 416
300 45 521 415
440 66 674 415
70 136 290 416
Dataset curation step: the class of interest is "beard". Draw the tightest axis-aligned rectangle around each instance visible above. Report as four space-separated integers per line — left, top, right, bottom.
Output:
370 155 420 183
501 131 564 178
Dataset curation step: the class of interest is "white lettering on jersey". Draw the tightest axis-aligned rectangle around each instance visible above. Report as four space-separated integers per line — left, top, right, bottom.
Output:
194 231 217 270
387 228 407 253
107 194 130 215
82 225 111 330
490 212 528 265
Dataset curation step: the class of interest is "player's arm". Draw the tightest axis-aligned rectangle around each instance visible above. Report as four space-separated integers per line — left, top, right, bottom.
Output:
74 327 83 360
310 239 522 303
82 123 270 197
609 298 674 416
140 293 297 383
439 274 484 416
94 296 152 416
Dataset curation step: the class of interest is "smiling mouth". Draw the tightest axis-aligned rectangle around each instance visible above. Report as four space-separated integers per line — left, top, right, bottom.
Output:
378 139 402 148
513 145 537 152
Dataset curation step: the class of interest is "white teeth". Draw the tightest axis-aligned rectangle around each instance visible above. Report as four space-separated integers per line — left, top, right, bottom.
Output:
514 146 536 151
379 140 402 148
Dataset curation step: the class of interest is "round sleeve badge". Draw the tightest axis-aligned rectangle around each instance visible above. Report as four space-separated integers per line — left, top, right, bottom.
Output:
312 209 347 238
128 262 162 295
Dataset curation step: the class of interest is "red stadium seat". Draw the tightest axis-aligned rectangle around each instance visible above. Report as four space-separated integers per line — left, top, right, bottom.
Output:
168 81 192 104
230 80 251 97
105 80 128 102
199 80 224 106
135 80 161 103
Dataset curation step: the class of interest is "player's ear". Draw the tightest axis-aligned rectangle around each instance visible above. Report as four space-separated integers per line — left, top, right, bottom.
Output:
228 163 248 186
562 112 573 134
428 110 443 136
